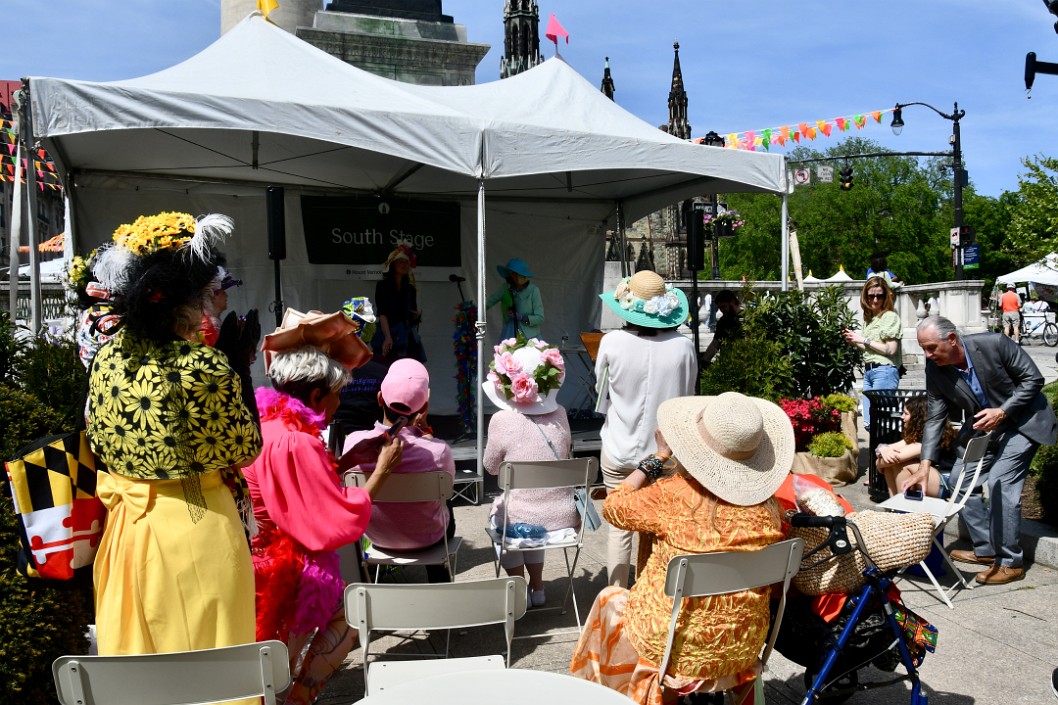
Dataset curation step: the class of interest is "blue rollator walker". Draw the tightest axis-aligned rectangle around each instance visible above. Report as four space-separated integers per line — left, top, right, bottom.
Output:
790 513 935 705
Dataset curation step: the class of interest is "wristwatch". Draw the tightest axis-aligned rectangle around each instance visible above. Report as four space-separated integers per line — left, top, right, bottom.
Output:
863 337 872 349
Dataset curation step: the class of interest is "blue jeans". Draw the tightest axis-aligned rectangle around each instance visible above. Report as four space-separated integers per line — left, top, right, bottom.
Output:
861 364 899 430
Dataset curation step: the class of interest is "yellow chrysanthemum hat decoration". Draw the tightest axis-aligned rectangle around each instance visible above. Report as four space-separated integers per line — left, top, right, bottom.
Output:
112 211 198 256
93 211 234 294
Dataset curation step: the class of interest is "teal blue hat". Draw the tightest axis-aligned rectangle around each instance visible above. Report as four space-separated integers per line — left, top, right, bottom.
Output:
599 271 689 329
497 258 535 279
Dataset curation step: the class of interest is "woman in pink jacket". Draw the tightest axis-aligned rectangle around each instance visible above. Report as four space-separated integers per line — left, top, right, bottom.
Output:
482 336 577 608
244 311 398 705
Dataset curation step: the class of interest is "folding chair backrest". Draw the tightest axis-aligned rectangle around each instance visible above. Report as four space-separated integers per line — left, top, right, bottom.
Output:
658 538 804 685
947 435 990 511
497 457 597 492
345 577 529 670
53 640 290 705
344 469 453 502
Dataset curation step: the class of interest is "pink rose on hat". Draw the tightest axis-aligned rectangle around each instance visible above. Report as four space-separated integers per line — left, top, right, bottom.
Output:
541 348 565 371
510 373 539 403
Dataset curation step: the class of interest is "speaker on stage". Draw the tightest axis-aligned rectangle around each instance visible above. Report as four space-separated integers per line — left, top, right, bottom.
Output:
267 186 286 261
683 199 706 272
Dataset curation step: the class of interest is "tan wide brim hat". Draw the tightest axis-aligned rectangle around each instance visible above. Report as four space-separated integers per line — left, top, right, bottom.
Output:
261 308 372 372
657 392 793 506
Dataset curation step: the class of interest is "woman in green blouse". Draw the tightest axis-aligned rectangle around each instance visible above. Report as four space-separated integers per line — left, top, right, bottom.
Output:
843 275 902 431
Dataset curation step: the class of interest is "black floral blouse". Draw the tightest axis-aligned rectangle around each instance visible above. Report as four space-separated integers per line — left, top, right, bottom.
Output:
87 330 261 479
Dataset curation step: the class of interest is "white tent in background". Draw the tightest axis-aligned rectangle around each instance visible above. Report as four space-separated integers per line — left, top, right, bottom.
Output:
25 12 790 496
825 265 854 282
802 270 822 283
997 253 1058 287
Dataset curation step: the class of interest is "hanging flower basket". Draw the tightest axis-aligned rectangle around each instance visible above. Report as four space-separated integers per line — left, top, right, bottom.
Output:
704 209 744 238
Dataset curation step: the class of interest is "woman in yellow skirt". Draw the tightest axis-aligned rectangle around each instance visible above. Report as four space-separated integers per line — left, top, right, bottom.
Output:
87 211 261 661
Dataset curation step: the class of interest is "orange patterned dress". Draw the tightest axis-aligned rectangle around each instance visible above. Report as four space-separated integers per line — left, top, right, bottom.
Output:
570 471 784 705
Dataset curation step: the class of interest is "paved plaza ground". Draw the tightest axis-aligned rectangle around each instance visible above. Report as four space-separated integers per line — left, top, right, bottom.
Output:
319 343 1058 704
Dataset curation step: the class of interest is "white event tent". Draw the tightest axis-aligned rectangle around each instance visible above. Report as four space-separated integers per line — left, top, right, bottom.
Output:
23 12 789 491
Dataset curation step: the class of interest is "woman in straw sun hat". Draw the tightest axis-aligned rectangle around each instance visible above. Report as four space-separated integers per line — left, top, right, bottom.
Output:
570 392 792 705
594 270 697 588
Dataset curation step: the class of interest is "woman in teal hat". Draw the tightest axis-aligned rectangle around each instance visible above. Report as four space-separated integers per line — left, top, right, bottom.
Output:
487 257 544 340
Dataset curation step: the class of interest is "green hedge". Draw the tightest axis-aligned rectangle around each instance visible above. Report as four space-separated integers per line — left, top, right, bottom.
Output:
1032 381 1058 524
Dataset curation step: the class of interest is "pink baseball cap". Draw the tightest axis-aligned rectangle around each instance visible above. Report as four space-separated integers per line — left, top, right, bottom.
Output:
380 359 430 414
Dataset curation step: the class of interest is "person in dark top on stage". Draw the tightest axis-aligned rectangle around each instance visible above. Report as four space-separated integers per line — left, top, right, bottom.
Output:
371 244 426 363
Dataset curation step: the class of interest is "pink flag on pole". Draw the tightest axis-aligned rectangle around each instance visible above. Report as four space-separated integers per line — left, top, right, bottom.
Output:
545 13 569 44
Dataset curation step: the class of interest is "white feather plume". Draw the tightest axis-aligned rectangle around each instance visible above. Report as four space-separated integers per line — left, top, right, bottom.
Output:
188 214 234 262
91 244 134 293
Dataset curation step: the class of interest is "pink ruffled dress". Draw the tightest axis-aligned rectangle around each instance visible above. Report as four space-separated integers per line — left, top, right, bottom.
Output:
243 388 372 643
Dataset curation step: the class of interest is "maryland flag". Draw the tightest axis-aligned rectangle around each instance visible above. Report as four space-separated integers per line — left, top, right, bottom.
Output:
5 432 107 581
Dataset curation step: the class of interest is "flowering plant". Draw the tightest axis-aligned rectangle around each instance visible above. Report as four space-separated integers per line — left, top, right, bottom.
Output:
780 396 841 452
112 212 196 255
704 209 745 231
62 251 95 294
613 277 681 317
487 333 565 405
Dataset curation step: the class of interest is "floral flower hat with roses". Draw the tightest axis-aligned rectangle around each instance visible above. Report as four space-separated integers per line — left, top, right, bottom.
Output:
482 333 566 415
599 270 689 329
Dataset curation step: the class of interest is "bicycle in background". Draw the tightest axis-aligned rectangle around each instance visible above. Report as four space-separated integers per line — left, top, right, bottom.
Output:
1020 311 1058 347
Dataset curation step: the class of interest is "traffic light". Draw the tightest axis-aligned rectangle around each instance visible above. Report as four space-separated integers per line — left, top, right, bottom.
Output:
840 166 854 191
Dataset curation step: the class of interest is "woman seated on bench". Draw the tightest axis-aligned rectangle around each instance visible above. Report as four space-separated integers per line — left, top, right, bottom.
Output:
876 396 958 498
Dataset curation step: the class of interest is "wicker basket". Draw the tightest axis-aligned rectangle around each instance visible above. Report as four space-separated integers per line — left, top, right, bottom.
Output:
791 510 935 596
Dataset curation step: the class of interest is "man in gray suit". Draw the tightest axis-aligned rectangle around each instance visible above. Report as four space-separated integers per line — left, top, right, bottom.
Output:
903 316 1057 585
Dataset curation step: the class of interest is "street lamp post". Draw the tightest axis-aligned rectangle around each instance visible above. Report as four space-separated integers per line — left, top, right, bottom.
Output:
701 131 726 281
891 101 967 280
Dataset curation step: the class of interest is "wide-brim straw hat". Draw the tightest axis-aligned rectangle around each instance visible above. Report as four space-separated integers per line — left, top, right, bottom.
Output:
261 308 372 372
599 270 689 329
657 392 793 506
482 381 560 416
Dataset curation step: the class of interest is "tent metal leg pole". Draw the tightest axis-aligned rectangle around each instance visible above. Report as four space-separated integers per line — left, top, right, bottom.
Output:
20 83 42 334
617 200 628 278
9 142 23 316
474 178 486 505
780 193 789 293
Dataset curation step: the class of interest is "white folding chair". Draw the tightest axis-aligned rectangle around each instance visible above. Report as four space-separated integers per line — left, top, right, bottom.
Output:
344 577 528 696
486 457 598 630
53 640 290 705
878 434 990 608
659 538 805 699
344 470 463 581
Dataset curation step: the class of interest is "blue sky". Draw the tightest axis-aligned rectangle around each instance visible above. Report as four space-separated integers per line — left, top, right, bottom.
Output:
4 0 1057 197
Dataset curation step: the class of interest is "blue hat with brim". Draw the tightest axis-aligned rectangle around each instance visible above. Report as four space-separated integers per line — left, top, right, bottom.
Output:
497 258 534 279
599 271 689 329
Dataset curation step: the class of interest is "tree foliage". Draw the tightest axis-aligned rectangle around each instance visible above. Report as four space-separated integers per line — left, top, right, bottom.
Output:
709 137 1019 292
1007 155 1058 265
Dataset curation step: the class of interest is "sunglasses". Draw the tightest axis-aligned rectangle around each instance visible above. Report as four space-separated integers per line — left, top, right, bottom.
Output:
866 293 886 300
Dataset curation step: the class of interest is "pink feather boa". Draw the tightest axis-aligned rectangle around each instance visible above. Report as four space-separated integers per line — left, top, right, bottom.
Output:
255 387 327 434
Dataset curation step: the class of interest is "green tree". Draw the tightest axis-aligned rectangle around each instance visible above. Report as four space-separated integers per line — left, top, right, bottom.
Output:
1007 155 1058 264
713 137 980 285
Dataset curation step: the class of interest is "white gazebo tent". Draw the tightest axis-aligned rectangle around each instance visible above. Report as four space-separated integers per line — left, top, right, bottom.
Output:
23 13 791 496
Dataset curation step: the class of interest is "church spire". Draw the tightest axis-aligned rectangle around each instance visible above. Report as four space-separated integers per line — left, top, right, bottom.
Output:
600 56 616 101
667 41 691 139
500 0 543 79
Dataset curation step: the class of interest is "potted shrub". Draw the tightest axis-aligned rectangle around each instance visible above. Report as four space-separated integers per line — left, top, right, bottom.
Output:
781 397 857 486
820 393 859 454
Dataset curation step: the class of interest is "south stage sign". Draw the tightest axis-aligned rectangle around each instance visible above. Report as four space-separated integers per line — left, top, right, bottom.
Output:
301 196 461 278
